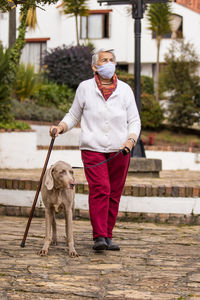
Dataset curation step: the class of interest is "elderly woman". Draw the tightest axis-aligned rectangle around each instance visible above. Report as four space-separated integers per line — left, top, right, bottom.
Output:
50 49 141 251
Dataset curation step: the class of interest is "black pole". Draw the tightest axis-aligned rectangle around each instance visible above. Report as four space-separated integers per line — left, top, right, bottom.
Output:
134 18 141 113
132 0 146 157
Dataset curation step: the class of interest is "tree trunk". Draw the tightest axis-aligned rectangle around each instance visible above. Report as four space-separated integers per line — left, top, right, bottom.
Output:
155 36 161 102
8 7 16 49
6 5 29 87
75 15 79 46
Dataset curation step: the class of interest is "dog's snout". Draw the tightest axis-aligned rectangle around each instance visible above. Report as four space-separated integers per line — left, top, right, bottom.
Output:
70 181 76 189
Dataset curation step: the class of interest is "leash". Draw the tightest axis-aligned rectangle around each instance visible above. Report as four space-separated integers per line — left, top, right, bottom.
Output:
72 147 130 170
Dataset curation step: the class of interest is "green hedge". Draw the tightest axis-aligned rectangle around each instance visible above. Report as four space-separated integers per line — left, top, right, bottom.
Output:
117 72 154 95
0 120 30 131
141 93 164 129
11 99 65 122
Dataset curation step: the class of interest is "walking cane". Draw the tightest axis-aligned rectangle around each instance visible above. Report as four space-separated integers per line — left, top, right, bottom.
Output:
20 128 57 248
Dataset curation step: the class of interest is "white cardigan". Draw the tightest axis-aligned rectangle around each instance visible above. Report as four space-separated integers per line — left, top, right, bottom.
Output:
61 77 141 153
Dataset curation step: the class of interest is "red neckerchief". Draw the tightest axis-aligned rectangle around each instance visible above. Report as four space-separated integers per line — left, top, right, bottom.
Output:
95 73 117 101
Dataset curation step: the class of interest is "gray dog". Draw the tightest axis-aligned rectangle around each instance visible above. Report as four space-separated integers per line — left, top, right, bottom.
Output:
39 161 78 257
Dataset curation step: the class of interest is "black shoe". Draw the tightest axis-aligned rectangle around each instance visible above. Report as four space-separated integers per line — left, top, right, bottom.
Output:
105 238 120 251
93 237 108 251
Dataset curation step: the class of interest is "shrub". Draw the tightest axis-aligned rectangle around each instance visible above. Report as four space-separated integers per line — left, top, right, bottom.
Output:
13 63 42 101
117 71 154 95
141 93 164 129
0 45 13 122
0 120 30 131
159 40 200 128
33 82 75 112
43 45 93 88
11 99 65 122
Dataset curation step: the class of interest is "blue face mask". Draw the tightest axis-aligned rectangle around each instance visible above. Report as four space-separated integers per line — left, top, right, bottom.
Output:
96 61 116 79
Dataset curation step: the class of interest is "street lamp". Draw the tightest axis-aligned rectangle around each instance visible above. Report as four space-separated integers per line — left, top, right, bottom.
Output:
98 0 176 157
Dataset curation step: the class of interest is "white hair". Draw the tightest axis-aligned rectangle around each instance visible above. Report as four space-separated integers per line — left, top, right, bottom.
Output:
91 48 116 65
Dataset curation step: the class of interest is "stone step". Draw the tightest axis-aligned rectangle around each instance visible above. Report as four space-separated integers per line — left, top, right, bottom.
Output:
0 178 199 197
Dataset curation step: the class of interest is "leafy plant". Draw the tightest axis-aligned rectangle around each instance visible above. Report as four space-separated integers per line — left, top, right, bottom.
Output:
0 45 13 122
43 45 93 88
62 0 88 46
33 82 75 112
13 63 42 101
11 99 65 122
0 120 30 131
146 3 172 101
141 93 164 129
159 40 200 128
117 71 154 95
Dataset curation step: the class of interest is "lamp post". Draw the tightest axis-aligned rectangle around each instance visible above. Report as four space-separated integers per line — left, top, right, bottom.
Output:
98 0 175 157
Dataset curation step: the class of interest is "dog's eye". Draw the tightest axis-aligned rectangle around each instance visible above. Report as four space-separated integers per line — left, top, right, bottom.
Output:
60 170 66 174
69 170 74 175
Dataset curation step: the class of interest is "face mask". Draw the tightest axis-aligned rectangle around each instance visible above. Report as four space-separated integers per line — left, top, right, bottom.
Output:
96 61 116 79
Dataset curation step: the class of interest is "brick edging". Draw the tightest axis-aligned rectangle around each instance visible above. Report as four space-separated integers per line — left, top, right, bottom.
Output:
1 206 200 225
0 178 199 197
37 145 200 153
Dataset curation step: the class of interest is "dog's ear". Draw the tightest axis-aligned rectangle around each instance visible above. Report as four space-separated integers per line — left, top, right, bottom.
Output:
45 165 54 190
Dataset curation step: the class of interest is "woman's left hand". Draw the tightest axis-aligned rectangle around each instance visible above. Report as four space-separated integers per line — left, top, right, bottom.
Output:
121 139 135 154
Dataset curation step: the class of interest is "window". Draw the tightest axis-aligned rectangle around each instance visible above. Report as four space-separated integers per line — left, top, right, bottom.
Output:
152 14 183 39
80 10 112 39
20 38 50 72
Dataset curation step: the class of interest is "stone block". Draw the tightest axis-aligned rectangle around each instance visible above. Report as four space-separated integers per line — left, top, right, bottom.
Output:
179 186 186 197
0 205 6 215
138 185 146 197
18 180 25 190
128 158 162 178
83 184 89 194
185 186 193 197
24 180 32 190
31 181 38 190
0 179 6 189
152 186 158 196
5 179 13 189
132 185 139 196
158 185 166 196
6 206 21 216
76 184 84 194
12 180 19 190
145 185 152 197
171 186 179 197
123 185 132 196
165 185 172 197
193 187 200 197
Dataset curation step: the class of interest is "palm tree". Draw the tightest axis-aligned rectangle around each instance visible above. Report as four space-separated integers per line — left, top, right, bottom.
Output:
146 3 172 101
62 0 88 46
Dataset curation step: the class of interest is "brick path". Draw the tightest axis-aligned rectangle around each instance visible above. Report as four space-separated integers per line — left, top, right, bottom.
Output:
1 216 200 299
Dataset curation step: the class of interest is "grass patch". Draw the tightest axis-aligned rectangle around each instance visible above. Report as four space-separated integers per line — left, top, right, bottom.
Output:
141 129 200 147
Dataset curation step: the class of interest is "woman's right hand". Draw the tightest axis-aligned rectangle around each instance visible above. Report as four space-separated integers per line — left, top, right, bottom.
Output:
49 125 63 137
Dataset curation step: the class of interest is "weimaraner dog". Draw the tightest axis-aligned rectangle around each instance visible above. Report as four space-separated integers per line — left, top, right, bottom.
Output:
39 161 78 257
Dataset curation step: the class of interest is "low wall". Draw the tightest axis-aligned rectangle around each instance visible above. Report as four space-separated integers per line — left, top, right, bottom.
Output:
0 131 199 170
0 179 200 224
0 178 200 224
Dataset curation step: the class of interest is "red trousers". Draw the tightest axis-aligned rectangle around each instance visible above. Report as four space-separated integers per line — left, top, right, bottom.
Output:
81 150 130 239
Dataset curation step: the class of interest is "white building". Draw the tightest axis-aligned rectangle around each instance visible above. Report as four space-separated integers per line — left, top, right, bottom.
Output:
0 0 199 76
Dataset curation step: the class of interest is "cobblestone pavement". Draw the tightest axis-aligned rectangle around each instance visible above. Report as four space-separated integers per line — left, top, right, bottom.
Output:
1 216 200 299
0 169 200 187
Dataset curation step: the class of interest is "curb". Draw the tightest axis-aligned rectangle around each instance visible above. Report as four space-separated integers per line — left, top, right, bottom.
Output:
0 178 199 198
1 205 200 225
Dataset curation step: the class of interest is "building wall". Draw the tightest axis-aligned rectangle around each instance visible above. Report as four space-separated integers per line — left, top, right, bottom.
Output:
0 1 199 75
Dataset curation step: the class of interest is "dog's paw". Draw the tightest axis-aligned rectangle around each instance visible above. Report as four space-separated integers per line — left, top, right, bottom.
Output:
69 249 79 258
39 249 48 256
51 240 57 246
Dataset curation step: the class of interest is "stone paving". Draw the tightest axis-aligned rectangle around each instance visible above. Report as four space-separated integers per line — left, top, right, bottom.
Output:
1 216 200 299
